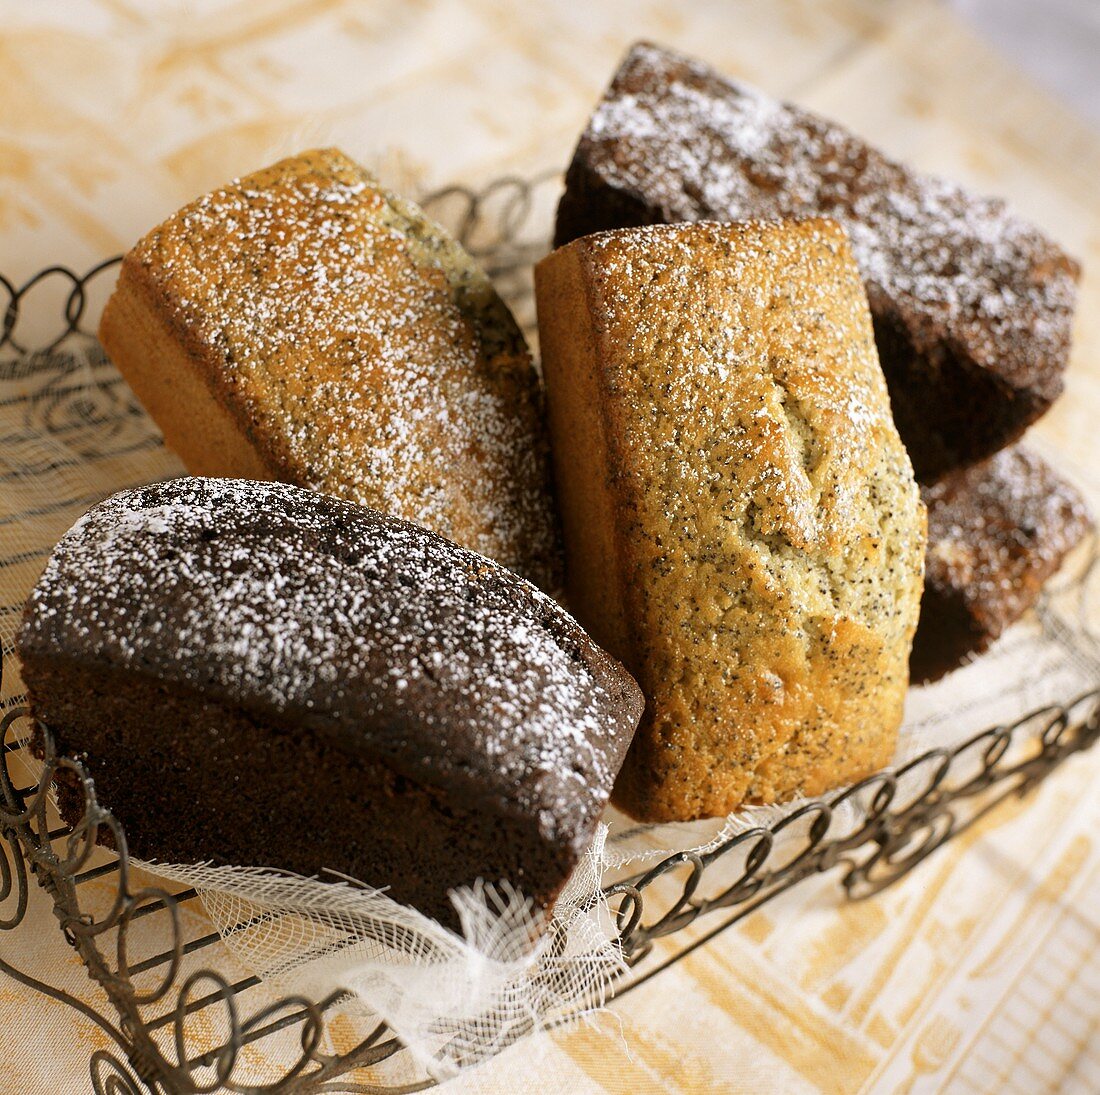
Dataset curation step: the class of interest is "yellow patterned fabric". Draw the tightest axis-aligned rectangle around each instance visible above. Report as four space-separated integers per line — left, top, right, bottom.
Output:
1 1 1098 1091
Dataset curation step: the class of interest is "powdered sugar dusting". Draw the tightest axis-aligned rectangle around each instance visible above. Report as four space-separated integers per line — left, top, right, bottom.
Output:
20 479 639 843
575 42 1078 389
923 445 1093 628
127 149 559 590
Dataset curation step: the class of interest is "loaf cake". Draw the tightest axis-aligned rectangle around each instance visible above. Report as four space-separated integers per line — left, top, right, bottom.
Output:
554 42 1080 483
535 219 926 822
99 148 561 590
913 445 1092 683
17 478 642 925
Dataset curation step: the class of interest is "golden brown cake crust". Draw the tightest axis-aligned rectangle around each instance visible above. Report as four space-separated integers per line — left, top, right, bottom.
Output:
99 148 561 590
536 219 927 821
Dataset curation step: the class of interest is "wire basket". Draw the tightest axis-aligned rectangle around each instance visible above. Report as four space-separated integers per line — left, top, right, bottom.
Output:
1 174 1099 1094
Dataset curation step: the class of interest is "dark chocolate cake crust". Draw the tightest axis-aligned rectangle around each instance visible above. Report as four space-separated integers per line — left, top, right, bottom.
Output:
18 478 642 924
913 445 1093 683
555 42 1080 483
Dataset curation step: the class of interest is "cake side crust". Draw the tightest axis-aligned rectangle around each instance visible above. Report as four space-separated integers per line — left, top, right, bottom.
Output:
22 655 578 926
99 260 280 481
534 244 635 667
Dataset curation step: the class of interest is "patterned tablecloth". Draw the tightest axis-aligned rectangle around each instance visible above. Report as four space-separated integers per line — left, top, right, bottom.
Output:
2 1 1099 1091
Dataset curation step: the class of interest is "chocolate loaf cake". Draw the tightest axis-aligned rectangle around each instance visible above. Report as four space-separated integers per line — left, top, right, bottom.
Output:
555 42 1080 483
99 148 561 590
17 479 642 925
913 446 1093 683
535 220 926 822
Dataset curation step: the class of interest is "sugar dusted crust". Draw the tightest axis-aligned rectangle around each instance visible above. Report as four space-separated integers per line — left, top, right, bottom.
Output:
99 148 561 590
18 479 642 920
536 219 926 822
555 42 1080 483
913 445 1093 683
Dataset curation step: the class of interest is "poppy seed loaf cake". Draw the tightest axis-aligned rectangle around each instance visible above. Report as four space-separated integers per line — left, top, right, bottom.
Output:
99 148 561 590
17 478 642 925
535 219 926 822
913 446 1093 683
554 42 1080 483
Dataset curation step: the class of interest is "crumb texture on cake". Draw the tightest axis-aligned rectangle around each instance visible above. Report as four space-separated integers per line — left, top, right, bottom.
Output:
99 148 561 590
536 219 926 822
555 41 1079 483
913 445 1093 683
17 478 641 920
